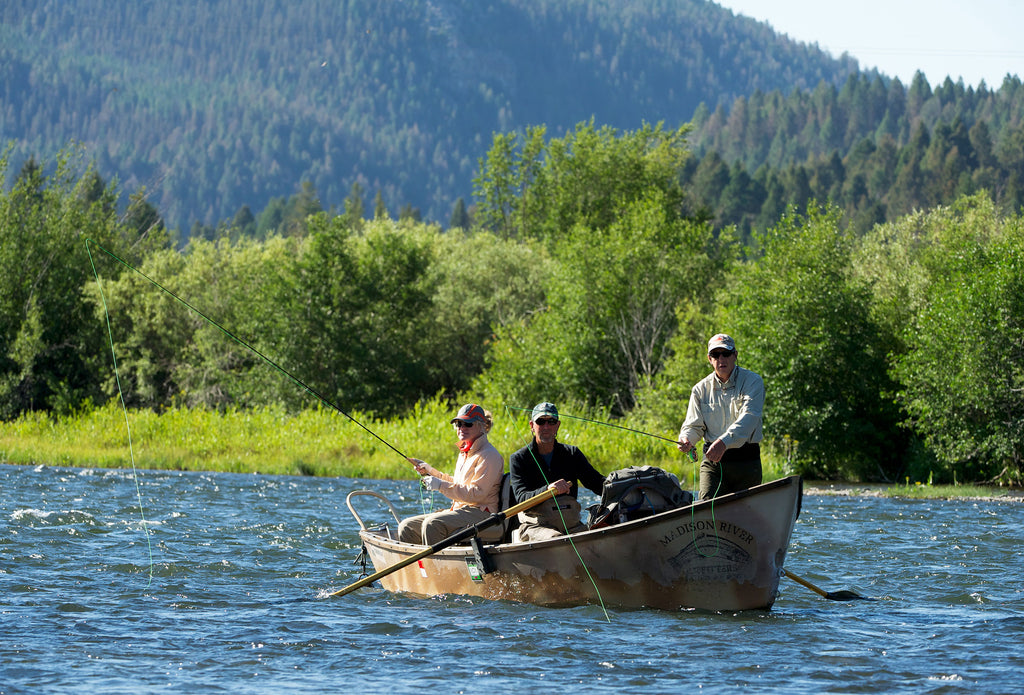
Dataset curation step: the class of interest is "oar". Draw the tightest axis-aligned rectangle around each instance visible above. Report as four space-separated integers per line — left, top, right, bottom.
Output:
782 568 872 601
328 488 556 598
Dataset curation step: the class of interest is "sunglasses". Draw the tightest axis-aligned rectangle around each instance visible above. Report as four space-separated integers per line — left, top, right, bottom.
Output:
534 418 559 426
709 350 735 359
454 420 477 429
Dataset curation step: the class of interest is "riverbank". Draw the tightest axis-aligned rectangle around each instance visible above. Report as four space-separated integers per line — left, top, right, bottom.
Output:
0 401 712 482
804 482 1024 502
3 402 1019 501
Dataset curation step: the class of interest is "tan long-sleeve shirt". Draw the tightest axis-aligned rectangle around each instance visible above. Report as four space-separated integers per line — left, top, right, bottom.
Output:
679 366 764 448
436 433 504 513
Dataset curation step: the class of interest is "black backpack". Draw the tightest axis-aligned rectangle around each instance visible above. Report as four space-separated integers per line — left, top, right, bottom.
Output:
588 465 693 528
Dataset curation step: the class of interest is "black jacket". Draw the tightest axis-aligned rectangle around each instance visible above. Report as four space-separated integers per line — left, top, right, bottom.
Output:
509 439 605 504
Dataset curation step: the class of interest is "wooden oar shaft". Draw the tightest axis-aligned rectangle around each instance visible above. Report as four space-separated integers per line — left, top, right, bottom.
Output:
783 568 870 601
330 543 442 598
329 488 556 599
782 569 828 598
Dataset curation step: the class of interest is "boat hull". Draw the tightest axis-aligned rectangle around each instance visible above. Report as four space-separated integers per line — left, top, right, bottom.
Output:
357 475 802 611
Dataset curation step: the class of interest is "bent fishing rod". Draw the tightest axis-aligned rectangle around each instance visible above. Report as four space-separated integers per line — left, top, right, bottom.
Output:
86 238 409 461
507 405 688 449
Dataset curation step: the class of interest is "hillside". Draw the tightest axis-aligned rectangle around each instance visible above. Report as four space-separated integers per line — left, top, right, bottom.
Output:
1 0 860 234
683 73 1024 240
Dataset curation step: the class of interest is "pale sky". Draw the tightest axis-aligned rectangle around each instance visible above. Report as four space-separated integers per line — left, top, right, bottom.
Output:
714 0 1024 88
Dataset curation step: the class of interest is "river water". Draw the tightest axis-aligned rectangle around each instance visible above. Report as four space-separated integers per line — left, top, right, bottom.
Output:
2 463 1022 694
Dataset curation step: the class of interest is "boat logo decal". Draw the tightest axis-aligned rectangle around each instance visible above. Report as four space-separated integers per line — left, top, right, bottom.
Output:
660 520 757 582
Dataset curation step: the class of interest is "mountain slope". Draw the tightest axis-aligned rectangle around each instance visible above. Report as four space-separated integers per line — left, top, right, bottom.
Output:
1 0 859 232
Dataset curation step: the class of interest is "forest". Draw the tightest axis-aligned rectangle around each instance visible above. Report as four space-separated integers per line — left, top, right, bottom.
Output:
6 2 1024 245
3 1 1023 486
686 74 1024 242
2 124 1022 487
2 0 862 234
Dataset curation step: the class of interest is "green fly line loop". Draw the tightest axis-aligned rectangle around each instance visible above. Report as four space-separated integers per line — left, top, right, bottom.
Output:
86 240 155 586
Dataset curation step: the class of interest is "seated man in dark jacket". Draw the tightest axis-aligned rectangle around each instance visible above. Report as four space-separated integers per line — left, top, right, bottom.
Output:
509 402 606 541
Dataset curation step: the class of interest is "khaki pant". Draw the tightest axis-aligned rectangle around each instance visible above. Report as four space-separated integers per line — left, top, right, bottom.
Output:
516 496 585 541
699 442 762 500
397 506 502 545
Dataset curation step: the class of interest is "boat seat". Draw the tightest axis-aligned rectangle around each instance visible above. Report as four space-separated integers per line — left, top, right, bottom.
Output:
497 472 520 543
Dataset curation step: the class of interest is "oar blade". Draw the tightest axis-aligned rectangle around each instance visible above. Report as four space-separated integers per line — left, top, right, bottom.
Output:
783 568 873 602
824 589 873 601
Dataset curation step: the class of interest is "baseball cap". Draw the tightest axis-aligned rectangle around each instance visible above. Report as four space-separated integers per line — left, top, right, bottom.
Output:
450 403 487 424
707 333 736 353
530 402 559 421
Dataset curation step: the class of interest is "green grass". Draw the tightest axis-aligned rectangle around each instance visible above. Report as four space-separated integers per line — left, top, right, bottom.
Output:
9 403 1014 500
881 480 1008 500
4 400 784 485
12 402 1016 501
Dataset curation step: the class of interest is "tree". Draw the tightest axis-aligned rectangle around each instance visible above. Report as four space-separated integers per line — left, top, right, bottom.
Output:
448 197 471 231
284 213 362 411
472 129 543 239
256 196 287 238
473 121 692 244
721 204 899 480
341 182 365 231
87 248 192 409
479 193 715 414
121 189 167 251
0 149 129 417
281 180 322 237
398 203 421 222
231 205 257 237
882 195 1024 484
373 190 389 220
424 230 551 400
89 235 302 411
285 216 448 415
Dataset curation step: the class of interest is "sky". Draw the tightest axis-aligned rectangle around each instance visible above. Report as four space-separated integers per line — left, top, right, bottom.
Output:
714 0 1024 88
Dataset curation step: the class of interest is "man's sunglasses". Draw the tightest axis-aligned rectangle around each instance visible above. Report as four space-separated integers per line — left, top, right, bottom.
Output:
709 350 735 359
534 418 559 426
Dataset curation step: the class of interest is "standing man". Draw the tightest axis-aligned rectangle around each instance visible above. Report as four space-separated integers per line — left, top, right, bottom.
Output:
677 333 764 500
509 402 606 541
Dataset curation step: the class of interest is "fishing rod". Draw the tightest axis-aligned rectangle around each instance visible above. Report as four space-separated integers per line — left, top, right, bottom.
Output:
507 405 690 451
85 238 410 461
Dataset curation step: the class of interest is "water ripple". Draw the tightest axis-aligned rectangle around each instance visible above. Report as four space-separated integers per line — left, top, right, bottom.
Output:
2 464 1022 694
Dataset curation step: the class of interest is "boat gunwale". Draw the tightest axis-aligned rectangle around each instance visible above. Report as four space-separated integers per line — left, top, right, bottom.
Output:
357 474 802 557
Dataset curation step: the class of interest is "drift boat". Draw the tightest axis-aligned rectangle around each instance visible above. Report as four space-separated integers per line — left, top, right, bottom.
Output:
344 475 802 612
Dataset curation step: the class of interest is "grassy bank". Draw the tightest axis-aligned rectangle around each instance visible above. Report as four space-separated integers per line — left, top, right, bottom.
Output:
806 481 1023 502
0 401 756 485
4 403 1018 500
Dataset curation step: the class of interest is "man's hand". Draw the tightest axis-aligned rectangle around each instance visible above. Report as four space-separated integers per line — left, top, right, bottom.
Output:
547 479 572 495
704 438 727 462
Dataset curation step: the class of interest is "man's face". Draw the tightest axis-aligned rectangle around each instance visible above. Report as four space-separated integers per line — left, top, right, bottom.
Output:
531 417 560 444
708 349 737 381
